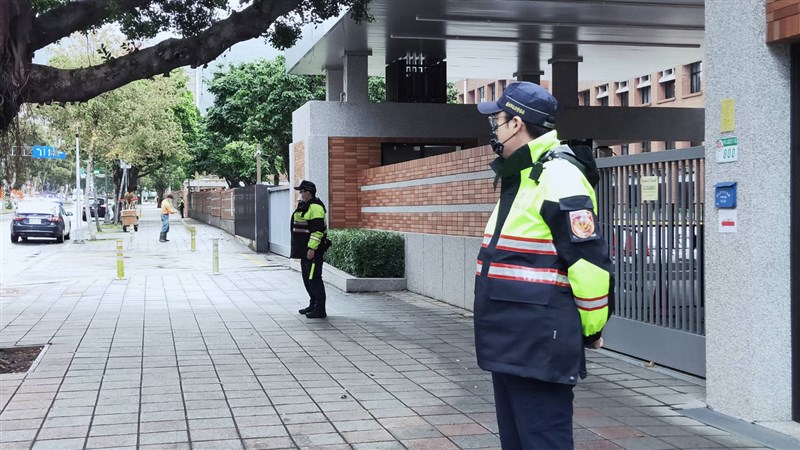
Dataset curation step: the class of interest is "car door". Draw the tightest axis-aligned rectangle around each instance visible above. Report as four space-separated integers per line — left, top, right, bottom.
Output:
60 205 71 234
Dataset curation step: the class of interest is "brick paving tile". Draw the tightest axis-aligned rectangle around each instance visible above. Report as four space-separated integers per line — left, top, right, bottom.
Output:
0 442 35 450
286 421 337 435
30 438 86 449
139 419 187 433
191 439 245 449
658 434 724 448
342 428 396 443
84 433 138 448
242 437 296 449
190 427 241 441
449 433 503 449
291 432 346 446
589 426 647 440
378 416 429 428
402 437 461 450
0 428 39 442
332 419 384 432
238 425 289 439
138 430 189 445
351 441 406 450
611 437 677 450
436 423 492 436
36 424 89 440
0 418 44 430
575 439 625 449
388 425 444 439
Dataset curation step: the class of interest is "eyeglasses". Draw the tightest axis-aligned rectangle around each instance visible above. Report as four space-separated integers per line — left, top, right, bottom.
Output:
488 114 513 132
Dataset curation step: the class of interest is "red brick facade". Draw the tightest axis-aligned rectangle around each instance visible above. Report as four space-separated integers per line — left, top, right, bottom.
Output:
767 0 800 43
293 141 305 202
193 189 235 220
327 138 489 236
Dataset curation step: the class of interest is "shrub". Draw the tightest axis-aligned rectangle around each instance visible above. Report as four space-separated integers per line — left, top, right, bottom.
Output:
324 228 404 278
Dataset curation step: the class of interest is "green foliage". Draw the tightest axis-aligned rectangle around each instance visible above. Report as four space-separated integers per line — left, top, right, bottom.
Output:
195 56 325 185
324 229 404 278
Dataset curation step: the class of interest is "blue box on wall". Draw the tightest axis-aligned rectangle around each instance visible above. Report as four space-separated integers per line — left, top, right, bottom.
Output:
714 182 737 208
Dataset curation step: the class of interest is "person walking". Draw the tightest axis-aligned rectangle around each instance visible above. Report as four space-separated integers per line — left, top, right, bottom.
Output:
178 196 185 218
473 82 614 449
160 193 178 243
290 180 329 319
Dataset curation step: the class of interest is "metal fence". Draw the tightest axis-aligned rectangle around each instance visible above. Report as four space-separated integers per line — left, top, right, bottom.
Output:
596 147 706 376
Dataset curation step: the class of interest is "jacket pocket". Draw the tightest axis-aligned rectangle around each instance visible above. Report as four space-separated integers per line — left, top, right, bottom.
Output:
488 277 552 306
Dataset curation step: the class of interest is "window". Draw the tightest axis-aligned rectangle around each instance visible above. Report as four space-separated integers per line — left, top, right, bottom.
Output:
596 84 609 106
381 143 463 166
618 92 629 107
580 90 590 106
660 68 676 100
641 141 650 153
662 81 675 99
665 141 675 150
639 86 651 104
478 86 485 103
499 80 507 92
616 81 629 106
690 62 702 93
690 140 703 147
490 84 496 101
621 144 629 155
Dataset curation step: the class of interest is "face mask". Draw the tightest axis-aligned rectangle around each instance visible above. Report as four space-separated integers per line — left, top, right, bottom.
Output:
488 115 515 157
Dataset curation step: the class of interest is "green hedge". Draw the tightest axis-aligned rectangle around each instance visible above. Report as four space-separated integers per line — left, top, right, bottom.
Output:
324 229 404 278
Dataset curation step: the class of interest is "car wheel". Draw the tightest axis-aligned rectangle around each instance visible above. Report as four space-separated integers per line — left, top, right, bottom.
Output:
10 234 18 243
56 232 64 243
134 225 138 232
65 232 71 240
122 225 128 232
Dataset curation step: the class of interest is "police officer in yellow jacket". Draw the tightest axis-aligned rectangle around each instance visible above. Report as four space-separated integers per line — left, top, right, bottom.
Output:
291 180 328 319
475 82 613 449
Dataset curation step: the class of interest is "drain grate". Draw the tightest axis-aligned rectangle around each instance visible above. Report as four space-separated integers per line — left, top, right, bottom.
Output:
0 346 44 374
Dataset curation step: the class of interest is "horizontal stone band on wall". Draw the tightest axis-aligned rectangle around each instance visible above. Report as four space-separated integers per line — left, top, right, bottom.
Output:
362 204 495 213
361 170 493 191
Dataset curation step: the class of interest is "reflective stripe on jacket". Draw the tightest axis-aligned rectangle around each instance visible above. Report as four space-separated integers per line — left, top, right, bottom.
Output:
474 130 613 385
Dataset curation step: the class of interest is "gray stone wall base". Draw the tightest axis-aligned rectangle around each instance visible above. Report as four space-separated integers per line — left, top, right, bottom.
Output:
289 259 406 292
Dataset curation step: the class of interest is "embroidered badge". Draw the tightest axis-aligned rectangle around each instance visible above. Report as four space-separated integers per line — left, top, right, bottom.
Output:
569 209 597 241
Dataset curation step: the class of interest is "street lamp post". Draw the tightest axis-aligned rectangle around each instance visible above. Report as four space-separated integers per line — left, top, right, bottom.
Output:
74 126 84 243
255 143 262 185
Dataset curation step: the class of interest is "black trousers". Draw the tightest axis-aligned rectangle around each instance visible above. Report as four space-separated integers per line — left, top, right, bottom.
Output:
492 372 574 450
300 253 326 313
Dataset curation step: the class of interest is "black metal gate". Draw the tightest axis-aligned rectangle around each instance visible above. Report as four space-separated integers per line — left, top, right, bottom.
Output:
234 185 269 252
597 147 706 376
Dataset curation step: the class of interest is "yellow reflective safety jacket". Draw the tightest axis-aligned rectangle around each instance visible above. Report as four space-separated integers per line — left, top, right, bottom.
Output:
290 197 327 259
474 130 614 384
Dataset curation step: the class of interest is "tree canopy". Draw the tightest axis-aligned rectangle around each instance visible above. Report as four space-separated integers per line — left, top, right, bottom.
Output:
1 0 372 129
194 55 325 186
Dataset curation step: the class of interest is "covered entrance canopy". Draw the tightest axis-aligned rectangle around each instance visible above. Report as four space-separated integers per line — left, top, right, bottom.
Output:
287 0 704 83
286 0 706 144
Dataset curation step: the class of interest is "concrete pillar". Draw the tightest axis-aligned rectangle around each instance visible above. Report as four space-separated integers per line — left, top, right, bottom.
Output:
325 66 343 101
514 70 544 84
705 0 793 422
549 56 583 108
342 50 372 104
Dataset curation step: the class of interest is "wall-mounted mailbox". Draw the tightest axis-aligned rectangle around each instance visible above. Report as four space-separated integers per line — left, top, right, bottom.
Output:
714 182 737 209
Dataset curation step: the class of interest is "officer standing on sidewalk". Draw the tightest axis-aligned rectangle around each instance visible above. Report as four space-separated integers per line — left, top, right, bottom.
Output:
473 82 614 449
291 180 329 319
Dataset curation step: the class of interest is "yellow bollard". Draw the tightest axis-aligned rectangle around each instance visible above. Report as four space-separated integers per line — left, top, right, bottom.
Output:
116 238 124 279
190 226 196 252
212 238 219 274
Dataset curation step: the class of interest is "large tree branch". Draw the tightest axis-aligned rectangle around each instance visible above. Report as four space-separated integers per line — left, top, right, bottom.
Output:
31 0 152 51
25 0 301 104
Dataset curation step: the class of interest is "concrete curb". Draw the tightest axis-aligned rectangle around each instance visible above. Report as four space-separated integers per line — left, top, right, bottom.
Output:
289 259 406 292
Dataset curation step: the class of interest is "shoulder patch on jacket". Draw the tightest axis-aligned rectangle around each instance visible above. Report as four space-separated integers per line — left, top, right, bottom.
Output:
568 209 599 242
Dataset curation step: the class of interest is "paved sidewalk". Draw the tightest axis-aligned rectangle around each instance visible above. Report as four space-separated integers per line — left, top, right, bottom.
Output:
0 211 793 449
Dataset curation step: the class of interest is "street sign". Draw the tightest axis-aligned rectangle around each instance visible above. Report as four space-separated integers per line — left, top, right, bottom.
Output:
31 145 66 160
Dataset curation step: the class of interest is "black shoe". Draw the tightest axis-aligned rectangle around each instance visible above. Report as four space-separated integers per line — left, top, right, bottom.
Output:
159 239 167 243
298 307 313 314
305 311 327 319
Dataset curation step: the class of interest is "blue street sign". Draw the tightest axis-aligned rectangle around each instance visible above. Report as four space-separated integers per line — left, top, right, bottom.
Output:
31 145 65 160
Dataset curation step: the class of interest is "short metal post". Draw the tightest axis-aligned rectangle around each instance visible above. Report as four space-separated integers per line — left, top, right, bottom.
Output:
116 239 124 279
190 226 196 252
212 238 219 274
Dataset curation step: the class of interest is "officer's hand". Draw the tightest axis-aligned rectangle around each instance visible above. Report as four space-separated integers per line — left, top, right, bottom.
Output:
586 337 604 349
307 249 315 260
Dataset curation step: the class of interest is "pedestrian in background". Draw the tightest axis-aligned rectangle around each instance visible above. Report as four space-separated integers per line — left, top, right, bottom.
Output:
160 193 178 243
473 82 614 449
178 196 185 218
290 180 329 319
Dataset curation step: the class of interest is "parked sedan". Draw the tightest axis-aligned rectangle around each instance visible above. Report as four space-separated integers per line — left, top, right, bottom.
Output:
82 197 108 221
11 201 73 243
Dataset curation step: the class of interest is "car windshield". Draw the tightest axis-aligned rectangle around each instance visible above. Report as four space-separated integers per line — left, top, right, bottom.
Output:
17 202 58 214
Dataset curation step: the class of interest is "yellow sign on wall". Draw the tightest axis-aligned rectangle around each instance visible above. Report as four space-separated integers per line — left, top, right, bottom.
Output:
720 98 735 132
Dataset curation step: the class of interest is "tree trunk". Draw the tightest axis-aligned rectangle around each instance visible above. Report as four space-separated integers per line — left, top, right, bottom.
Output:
1 0 34 131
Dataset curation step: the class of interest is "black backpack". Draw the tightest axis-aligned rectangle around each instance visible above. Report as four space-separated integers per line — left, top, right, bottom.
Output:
530 144 600 187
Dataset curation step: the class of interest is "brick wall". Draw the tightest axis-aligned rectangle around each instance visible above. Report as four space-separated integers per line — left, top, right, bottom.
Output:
293 140 305 195
356 144 495 237
767 0 800 42
328 137 480 229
